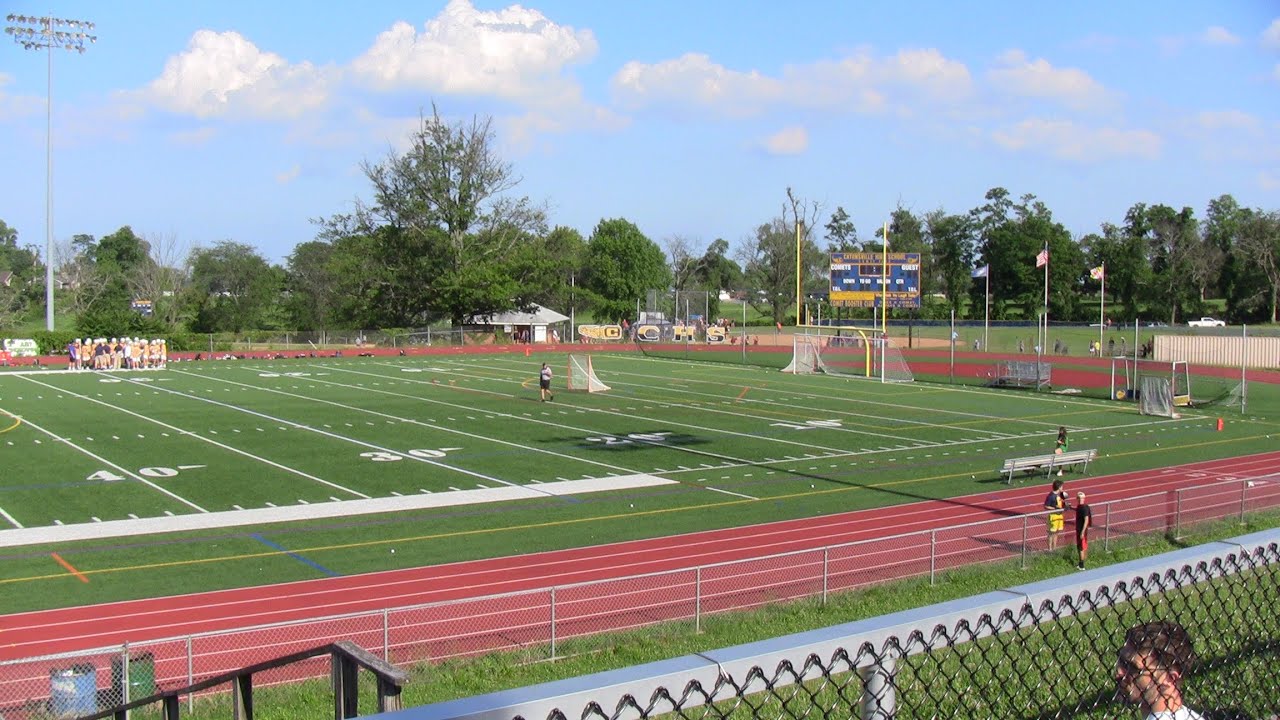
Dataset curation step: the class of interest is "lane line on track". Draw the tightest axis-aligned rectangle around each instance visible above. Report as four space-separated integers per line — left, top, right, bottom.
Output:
50 553 89 583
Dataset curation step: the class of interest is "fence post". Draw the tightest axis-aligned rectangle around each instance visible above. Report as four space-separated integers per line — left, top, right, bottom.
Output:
187 636 194 713
929 530 937 585
122 643 130 718
1020 515 1028 570
383 608 390 662
695 566 702 634
859 656 897 719
1175 489 1183 540
1104 503 1111 553
549 586 557 660
822 547 829 604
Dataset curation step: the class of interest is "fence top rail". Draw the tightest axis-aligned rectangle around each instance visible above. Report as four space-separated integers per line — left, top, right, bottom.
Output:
373 529 1280 720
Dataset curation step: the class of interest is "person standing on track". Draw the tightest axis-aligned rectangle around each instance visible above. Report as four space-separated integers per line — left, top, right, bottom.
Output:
1055 426 1069 476
1044 478 1069 551
539 362 554 402
1075 491 1092 570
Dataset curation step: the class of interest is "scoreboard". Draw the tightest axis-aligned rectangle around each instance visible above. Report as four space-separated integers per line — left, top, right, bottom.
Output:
829 252 921 308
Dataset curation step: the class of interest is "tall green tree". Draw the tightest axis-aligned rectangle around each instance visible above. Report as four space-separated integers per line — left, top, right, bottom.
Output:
1231 210 1280 323
285 240 338 331
326 105 549 326
186 241 283 333
581 218 670 323
824 206 858 251
925 210 976 317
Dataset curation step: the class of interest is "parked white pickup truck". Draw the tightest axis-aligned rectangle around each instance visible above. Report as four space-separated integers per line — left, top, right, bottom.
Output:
1187 317 1226 327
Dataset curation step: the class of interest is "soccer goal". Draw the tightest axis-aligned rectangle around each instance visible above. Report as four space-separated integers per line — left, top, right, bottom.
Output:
781 331 913 383
567 354 610 392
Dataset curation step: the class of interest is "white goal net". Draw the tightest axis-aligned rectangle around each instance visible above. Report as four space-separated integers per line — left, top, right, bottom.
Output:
1139 375 1176 418
567 355 610 393
781 333 913 383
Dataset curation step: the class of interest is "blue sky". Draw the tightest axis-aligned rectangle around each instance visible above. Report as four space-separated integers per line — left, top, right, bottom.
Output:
1 0 1277 265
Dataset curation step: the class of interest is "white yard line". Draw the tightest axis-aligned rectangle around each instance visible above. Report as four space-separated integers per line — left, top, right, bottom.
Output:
18 375 369 500
0 506 24 528
703 486 758 500
2 409 208 513
163 370 541 492
0 474 678 548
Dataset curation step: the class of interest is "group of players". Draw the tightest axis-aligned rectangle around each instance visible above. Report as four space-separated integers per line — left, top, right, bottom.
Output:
66 337 167 371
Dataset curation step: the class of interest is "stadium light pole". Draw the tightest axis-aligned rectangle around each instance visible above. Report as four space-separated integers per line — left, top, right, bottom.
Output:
5 13 96 331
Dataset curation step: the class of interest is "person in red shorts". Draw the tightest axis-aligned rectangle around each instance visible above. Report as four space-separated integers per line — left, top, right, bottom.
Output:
1075 490 1092 570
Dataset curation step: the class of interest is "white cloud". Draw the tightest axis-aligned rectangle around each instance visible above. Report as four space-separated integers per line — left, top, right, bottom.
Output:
0 71 44 120
987 50 1113 112
613 53 783 116
991 119 1161 162
1259 171 1280 191
351 0 596 104
1263 19 1280 49
168 127 218 145
761 126 808 155
275 164 302 184
1195 110 1262 133
142 30 332 120
611 47 970 117
1202 26 1240 46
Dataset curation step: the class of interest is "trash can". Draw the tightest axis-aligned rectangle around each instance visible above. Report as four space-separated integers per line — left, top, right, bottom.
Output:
110 652 156 703
50 663 97 718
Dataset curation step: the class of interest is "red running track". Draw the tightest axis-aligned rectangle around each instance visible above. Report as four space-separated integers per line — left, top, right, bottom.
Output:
2 451 1278 702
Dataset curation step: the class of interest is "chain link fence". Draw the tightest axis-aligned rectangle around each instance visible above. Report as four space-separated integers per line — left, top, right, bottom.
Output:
406 531 1280 720
2 476 1277 718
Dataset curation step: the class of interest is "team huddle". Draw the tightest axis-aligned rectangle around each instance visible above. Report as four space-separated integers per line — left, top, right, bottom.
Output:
66 337 168 371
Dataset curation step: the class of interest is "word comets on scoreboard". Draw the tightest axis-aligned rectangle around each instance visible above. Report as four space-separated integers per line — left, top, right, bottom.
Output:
829 252 921 308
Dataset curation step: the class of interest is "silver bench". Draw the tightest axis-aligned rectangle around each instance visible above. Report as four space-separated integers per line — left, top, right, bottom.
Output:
1000 448 1098 483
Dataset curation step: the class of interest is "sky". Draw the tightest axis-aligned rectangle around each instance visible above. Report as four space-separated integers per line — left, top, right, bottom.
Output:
1 0 1278 266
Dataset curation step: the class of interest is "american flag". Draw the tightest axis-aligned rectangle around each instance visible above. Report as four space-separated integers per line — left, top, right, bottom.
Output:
1035 248 1049 268
1090 265 1105 280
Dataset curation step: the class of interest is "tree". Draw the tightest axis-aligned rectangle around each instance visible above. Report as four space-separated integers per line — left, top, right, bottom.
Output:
824 206 858 251
0 219 42 328
693 238 741 320
285 240 338 331
926 210 976 317
1232 210 1280 323
739 189 823 325
582 218 670 323
186 241 283 333
333 104 549 326
665 235 700 294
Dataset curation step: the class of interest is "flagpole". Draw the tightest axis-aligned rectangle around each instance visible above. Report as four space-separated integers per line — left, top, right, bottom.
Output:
1042 243 1049 354
1098 263 1105 352
984 270 990 352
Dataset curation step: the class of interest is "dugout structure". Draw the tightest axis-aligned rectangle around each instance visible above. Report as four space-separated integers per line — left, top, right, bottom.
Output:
781 330 913 383
1110 358 1190 407
567 355 610 393
989 360 1052 390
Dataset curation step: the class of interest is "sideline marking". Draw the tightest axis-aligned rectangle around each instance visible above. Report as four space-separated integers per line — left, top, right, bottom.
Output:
50 552 89 583
251 533 340 577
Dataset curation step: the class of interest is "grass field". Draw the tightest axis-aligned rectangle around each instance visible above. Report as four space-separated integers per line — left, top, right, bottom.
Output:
1 350 1277 613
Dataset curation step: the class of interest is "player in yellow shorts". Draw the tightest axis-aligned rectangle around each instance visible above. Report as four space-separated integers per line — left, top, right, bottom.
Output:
1044 478 1069 550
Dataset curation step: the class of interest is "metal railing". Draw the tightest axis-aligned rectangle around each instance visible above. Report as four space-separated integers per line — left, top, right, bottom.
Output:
2 476 1277 717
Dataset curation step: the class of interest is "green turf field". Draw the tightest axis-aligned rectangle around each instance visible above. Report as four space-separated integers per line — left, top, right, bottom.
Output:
1 352 1277 612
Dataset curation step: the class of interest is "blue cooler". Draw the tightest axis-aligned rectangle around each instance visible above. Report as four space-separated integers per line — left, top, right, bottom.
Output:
50 663 97 718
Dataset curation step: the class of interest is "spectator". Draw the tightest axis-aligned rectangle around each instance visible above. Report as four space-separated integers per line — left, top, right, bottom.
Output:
1074 491 1091 569
1108 337 1115 356
1116 621 1204 719
1043 478 1068 551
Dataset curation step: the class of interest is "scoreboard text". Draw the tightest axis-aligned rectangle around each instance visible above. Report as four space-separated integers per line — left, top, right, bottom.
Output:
829 252 921 308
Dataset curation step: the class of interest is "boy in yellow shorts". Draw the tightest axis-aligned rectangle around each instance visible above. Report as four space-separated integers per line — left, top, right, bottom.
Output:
1044 478 1069 550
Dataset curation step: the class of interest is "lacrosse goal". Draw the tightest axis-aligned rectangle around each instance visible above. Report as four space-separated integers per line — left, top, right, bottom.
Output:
567 354 610 392
781 331 913 383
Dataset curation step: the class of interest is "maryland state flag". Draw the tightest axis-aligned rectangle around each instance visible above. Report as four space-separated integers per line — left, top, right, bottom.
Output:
1090 265 1105 280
